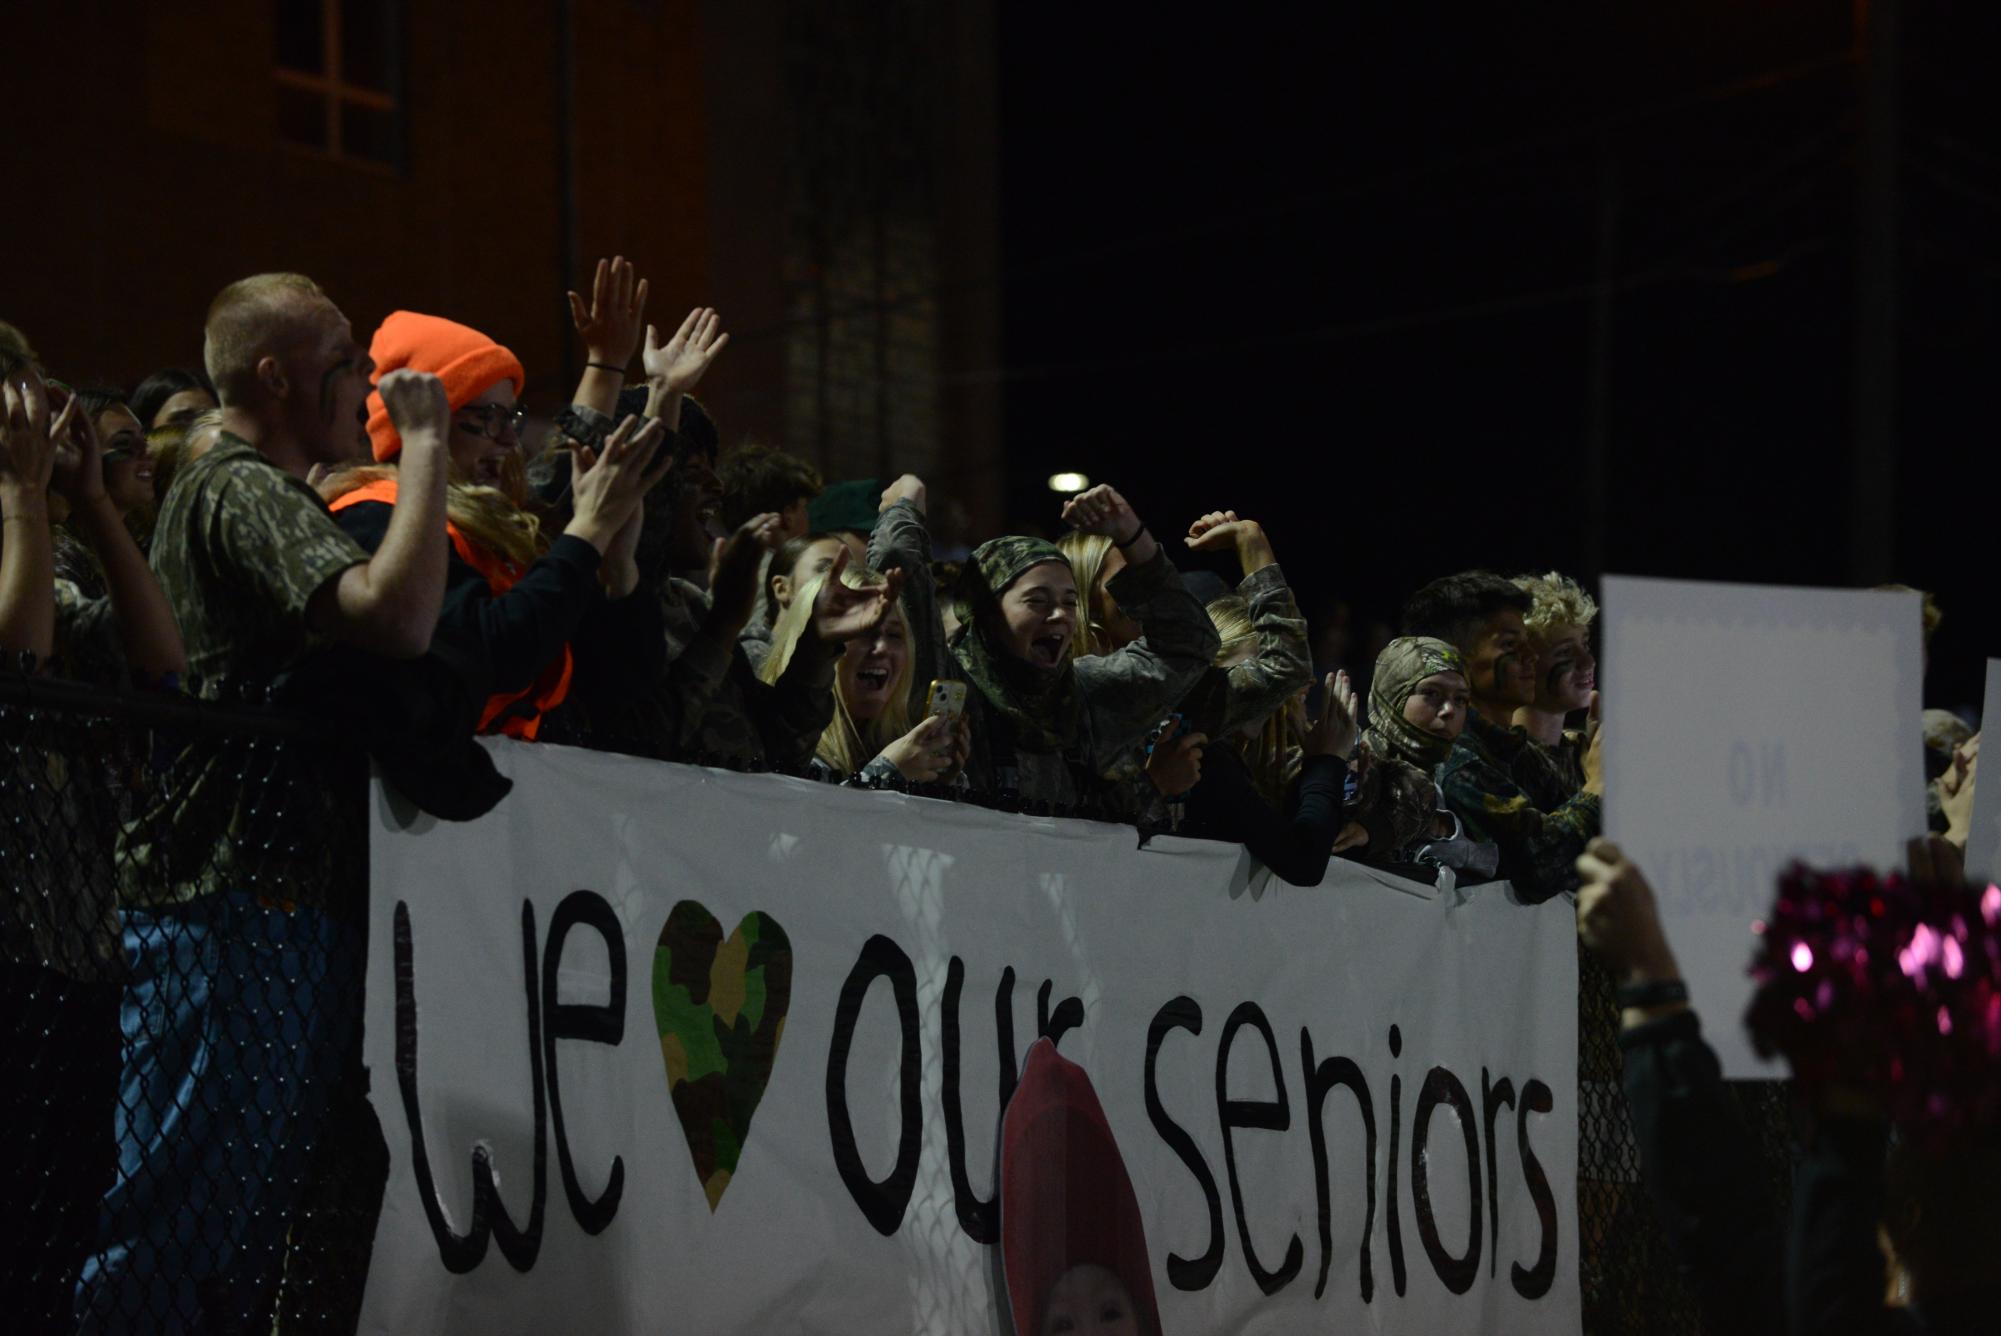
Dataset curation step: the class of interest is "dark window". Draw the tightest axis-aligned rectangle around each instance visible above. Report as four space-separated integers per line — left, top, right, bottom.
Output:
274 0 403 169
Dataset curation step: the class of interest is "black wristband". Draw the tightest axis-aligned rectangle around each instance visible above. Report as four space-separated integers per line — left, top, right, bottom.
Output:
586 361 626 376
1114 524 1150 550
1615 978 1689 1010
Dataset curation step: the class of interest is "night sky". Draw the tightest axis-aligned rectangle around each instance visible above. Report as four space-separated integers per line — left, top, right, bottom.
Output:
997 3 1994 713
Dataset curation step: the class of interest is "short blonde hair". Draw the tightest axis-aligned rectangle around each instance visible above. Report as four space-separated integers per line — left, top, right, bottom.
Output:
202 273 327 403
1515 570 1598 641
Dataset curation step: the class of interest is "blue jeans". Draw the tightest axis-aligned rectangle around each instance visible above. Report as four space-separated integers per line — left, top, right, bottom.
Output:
76 893 357 1333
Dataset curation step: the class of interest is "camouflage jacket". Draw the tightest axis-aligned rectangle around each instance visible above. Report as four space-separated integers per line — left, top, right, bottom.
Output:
1209 563 1313 736
866 497 947 716
1440 710 1601 902
917 550 1217 812
120 436 370 910
652 576 838 771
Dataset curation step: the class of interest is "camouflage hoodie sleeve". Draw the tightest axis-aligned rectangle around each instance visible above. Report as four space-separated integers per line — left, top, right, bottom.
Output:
1217 563 1313 736
1073 549 1222 773
1441 738 1601 902
751 635 839 771
866 497 950 707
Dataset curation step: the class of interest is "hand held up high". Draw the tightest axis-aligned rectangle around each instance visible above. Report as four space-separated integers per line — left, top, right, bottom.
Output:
709 512 785 635
376 369 451 450
644 307 730 398
1184 509 1277 575
1 370 60 497
567 255 649 371
1305 671 1360 760
810 548 903 645
1062 483 1157 564
1574 838 1683 1013
566 415 673 553
880 473 926 515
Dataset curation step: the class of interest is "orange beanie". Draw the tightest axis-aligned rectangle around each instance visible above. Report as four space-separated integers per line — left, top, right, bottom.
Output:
365 310 525 462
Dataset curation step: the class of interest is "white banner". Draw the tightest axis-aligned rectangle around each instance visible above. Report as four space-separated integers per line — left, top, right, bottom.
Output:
1601 576 1926 1077
360 741 1579 1335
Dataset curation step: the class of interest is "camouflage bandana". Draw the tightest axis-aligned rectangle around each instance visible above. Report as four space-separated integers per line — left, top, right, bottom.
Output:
950 536 1082 753
1364 635 1467 771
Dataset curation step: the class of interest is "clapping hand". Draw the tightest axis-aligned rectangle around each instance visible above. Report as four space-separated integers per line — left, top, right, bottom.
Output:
1 368 62 495
643 307 730 398
46 383 107 508
1304 671 1360 760
568 256 650 372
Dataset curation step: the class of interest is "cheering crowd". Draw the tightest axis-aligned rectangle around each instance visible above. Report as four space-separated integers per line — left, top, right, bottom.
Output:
0 259 1990 1335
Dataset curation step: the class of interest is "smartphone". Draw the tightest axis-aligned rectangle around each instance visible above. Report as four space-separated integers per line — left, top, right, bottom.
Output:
925 680 968 724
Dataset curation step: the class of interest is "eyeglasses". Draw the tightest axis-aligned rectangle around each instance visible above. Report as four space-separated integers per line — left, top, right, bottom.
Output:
453 404 526 442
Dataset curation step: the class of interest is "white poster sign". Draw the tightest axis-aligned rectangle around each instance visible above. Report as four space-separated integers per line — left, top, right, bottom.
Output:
1601 576 1925 1076
359 741 1579 1335
1961 659 2001 886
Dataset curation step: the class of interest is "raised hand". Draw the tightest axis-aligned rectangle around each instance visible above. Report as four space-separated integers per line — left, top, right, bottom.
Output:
1061 483 1139 541
1304 671 1360 760
2 369 61 495
567 415 672 553
709 512 785 633
643 307 730 397
880 713 959 783
1184 509 1277 576
47 384 108 508
811 548 904 645
1574 838 1680 990
568 256 650 371
376 369 451 448
1939 733 1979 852
880 473 927 514
1145 716 1206 797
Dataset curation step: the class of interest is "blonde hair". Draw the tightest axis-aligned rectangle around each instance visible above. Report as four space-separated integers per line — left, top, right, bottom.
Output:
203 272 327 403
145 408 225 505
760 567 915 775
318 462 545 571
1514 570 1598 642
1057 529 1116 658
1206 594 1302 808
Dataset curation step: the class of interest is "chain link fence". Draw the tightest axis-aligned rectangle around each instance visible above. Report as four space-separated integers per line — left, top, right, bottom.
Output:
5 674 1792 1333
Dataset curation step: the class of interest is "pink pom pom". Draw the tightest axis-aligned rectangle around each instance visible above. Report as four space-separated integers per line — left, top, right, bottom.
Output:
1746 863 2001 1144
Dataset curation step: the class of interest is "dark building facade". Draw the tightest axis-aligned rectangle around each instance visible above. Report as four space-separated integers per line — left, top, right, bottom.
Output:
9 0 1002 537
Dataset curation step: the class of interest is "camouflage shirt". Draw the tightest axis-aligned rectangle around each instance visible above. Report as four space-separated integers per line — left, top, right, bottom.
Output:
939 549 1218 813
150 436 370 697
651 576 838 770
1204 563 1313 737
1440 709 1601 903
51 577 122 685
866 498 947 716
120 435 371 909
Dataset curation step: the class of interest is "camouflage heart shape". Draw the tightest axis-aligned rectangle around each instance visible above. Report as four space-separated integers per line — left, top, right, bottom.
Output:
651 901 792 1211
